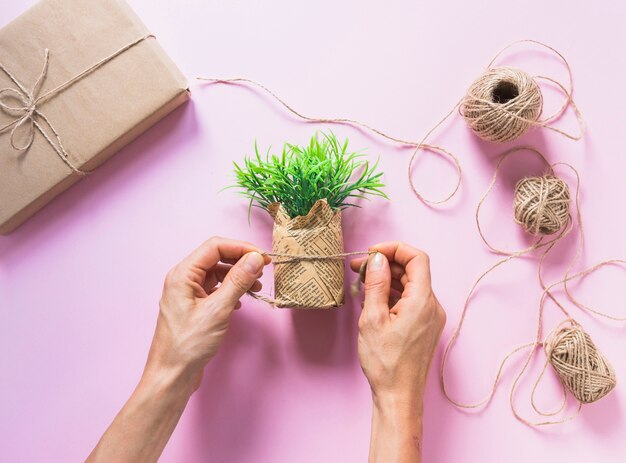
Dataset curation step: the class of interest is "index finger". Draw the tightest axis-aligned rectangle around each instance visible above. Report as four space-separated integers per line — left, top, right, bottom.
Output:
179 236 271 273
353 241 431 291
350 241 420 270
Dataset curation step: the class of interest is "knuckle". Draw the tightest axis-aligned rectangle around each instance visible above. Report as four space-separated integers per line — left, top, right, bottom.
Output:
416 250 430 266
406 281 434 303
164 266 179 287
357 315 369 332
362 306 385 326
404 281 422 296
437 304 447 326
206 236 221 247
366 312 383 326
426 293 439 314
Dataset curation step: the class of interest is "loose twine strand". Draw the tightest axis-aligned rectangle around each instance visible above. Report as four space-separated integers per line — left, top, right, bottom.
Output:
0 34 154 174
197 76 462 205
440 147 624 426
246 251 373 307
198 39 583 206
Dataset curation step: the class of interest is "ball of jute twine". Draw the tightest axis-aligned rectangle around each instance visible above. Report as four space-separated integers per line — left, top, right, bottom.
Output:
456 40 585 144
475 147 572 257
544 322 616 404
442 147 624 426
513 175 570 236
197 39 585 205
460 67 543 142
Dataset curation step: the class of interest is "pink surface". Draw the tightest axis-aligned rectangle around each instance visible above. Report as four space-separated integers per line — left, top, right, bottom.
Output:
1 1 626 462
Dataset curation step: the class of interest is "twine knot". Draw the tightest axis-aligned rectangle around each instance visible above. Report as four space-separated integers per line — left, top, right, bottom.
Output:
546 323 616 404
0 95 39 150
0 48 80 172
0 68 42 152
0 35 153 174
248 250 373 308
461 67 543 143
513 175 570 235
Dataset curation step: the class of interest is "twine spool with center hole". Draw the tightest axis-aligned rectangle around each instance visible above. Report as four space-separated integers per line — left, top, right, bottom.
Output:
461 67 543 142
199 41 584 207
513 175 570 236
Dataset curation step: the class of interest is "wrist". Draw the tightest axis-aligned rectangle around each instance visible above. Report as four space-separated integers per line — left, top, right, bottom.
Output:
372 389 424 421
369 390 424 463
140 362 201 401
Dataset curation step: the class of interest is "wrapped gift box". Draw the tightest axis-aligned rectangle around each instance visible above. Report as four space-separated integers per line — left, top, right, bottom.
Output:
0 0 189 234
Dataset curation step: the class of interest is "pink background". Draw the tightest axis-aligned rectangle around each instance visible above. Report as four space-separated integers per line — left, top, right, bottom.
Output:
1 1 625 462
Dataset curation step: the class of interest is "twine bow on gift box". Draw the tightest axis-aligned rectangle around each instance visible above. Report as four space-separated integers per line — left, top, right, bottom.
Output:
0 49 79 172
0 34 153 174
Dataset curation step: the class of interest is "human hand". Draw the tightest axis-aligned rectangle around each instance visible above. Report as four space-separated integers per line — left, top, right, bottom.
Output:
87 238 270 463
350 242 446 409
144 236 270 393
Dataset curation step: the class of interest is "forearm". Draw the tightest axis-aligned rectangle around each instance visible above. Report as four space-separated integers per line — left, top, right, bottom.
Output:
369 393 424 463
86 367 195 463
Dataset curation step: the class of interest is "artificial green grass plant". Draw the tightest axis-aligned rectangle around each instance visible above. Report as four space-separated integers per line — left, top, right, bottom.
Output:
233 132 387 219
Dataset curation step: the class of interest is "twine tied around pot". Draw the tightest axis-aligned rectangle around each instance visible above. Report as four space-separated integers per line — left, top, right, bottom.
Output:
247 250 373 308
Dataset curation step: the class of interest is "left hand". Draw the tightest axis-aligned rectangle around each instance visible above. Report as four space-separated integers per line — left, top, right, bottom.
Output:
143 236 270 392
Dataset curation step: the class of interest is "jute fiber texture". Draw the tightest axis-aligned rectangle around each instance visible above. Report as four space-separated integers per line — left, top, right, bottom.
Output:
513 175 570 236
264 199 344 309
546 323 616 404
460 67 542 143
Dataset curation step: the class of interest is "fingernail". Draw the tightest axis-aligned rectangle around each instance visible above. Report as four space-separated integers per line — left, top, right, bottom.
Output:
243 252 264 273
369 252 384 270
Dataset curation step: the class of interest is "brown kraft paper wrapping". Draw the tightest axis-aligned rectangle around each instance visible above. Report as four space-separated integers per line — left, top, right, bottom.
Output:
0 0 189 234
268 199 344 309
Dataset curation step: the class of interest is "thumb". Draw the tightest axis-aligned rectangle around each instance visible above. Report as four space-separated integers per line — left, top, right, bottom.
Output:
213 251 265 308
363 252 390 321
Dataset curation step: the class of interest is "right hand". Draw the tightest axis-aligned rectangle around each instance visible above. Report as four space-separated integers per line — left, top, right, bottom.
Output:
350 242 446 408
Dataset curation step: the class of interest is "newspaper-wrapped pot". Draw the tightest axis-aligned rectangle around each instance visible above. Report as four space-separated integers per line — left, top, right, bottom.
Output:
268 199 344 309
